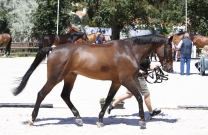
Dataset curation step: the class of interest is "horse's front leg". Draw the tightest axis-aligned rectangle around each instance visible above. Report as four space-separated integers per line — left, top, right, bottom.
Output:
60 73 83 125
97 81 121 127
122 78 146 128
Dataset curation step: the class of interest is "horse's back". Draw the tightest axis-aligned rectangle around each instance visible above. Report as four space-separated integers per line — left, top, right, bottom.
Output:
193 35 208 48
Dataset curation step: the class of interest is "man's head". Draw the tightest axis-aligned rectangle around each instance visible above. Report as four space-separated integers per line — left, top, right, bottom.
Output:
203 45 208 52
184 33 190 38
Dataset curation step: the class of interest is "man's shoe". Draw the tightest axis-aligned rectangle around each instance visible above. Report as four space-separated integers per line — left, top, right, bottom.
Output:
107 103 114 114
149 108 161 117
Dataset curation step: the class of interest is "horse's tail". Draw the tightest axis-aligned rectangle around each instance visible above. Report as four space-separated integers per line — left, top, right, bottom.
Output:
12 47 53 96
6 36 12 55
39 35 45 50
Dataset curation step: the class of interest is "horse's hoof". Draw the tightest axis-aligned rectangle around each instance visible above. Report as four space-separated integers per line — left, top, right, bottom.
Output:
28 120 34 126
75 118 83 126
96 122 104 128
139 120 146 129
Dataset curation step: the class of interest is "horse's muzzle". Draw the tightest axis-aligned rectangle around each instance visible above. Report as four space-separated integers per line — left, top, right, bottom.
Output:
163 67 174 73
168 68 174 73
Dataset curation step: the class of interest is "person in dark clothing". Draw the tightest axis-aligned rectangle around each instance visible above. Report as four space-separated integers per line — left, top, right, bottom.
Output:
107 57 161 118
96 33 103 44
175 33 194 75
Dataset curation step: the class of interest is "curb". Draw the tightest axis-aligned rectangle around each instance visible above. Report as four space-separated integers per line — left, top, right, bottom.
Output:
178 105 208 110
0 103 53 108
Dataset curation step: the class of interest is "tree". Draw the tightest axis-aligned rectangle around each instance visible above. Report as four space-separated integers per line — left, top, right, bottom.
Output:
0 9 10 33
71 0 186 38
32 0 71 39
89 0 150 39
1 0 38 42
146 0 185 35
188 0 208 35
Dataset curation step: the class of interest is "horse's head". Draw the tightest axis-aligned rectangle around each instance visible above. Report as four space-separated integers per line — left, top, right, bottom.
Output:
172 32 184 46
156 36 174 73
67 26 80 33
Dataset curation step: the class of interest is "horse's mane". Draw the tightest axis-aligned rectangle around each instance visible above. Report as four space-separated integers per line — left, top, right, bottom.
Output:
175 32 185 36
126 35 167 45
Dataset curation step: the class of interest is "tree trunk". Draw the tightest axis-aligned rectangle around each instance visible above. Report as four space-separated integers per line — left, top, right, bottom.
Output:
111 25 121 40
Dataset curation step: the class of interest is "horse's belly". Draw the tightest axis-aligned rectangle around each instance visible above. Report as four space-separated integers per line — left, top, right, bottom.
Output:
74 69 116 80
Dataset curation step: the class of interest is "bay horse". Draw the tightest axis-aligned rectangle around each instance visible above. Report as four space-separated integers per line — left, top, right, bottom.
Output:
173 32 208 48
39 32 89 49
172 32 208 57
66 26 106 44
0 33 12 57
53 32 89 46
76 33 106 44
39 32 89 57
13 35 173 128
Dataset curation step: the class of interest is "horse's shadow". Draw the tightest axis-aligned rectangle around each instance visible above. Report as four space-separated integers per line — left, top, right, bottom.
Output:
21 111 178 127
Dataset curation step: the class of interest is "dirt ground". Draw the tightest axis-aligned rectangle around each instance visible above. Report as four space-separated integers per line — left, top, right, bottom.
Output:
0 57 208 135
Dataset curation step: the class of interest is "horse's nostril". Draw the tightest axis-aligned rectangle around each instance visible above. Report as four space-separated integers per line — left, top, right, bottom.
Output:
169 68 174 73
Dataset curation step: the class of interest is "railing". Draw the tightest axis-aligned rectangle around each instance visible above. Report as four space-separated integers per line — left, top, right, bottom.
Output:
0 42 39 56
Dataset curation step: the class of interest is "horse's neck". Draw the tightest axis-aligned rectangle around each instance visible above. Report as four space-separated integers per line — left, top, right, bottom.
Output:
73 36 82 42
131 44 154 63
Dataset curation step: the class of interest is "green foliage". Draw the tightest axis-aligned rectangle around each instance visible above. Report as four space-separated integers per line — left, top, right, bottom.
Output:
89 0 149 39
100 98 116 103
188 0 208 35
32 0 71 38
0 9 10 33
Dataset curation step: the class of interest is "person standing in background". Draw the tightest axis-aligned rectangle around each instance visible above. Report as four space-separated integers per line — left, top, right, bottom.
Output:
96 33 103 44
175 33 194 75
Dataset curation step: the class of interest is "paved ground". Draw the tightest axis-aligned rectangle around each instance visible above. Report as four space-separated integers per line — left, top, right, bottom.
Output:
0 57 208 135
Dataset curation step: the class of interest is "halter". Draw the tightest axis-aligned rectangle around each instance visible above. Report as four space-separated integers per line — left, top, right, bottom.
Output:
163 39 173 67
145 66 168 84
145 39 172 84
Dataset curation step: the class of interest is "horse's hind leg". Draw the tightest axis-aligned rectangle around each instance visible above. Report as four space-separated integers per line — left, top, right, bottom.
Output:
97 81 121 127
60 73 82 125
28 81 57 126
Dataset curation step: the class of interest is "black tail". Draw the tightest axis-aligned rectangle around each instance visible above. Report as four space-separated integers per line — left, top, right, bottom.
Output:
12 47 53 96
6 36 12 55
39 35 45 50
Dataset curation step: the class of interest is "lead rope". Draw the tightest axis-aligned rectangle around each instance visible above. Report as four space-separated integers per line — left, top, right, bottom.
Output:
145 66 169 84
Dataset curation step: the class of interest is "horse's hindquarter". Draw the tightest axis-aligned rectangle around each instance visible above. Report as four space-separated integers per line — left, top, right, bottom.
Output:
0 33 10 45
193 35 208 48
48 43 138 81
